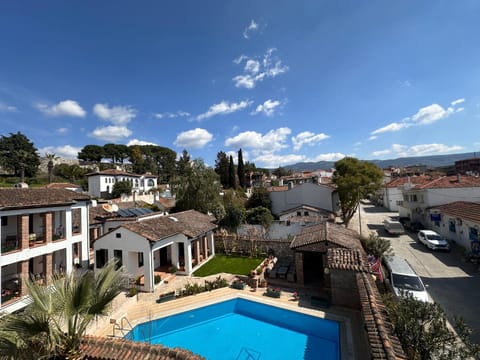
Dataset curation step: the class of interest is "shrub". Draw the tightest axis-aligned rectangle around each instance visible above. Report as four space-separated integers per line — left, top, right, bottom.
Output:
154 274 162 284
128 287 138 297
362 233 393 260
168 265 178 273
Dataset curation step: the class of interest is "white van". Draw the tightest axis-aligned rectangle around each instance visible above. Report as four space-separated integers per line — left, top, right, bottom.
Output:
384 256 430 303
383 219 405 235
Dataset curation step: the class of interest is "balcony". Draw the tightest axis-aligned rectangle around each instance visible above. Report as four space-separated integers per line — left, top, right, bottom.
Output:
1 235 20 254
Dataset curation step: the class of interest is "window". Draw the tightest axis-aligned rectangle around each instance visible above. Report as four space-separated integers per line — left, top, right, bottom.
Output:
469 227 479 241
105 178 108 184
116 233 121 238
147 179 155 187
114 249 123 270
138 252 144 267
449 221 456 233
1 217 7 226
297 211 301 216
304 211 309 216
96 249 108 268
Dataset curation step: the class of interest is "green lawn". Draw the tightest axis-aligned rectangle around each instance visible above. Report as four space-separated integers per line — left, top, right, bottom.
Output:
193 254 263 277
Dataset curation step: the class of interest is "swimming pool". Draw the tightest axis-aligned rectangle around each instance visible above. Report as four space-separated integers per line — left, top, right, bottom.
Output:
127 297 340 360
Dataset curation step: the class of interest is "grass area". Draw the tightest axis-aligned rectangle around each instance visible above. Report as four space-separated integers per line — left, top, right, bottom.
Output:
193 254 263 277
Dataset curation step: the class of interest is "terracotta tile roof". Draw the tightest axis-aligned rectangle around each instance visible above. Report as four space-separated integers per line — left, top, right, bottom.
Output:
121 210 217 242
79 335 204 359
327 248 370 272
279 204 333 216
42 182 82 189
432 201 480 224
385 175 437 188
416 175 480 189
0 188 90 210
290 222 363 251
356 273 407 359
267 185 289 192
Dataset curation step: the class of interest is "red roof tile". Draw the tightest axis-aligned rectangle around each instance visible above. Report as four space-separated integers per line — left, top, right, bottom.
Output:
0 188 90 210
432 201 480 224
79 335 205 359
416 175 480 189
290 222 363 251
385 175 438 188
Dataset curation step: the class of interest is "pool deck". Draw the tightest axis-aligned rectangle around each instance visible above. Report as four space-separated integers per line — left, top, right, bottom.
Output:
85 273 369 360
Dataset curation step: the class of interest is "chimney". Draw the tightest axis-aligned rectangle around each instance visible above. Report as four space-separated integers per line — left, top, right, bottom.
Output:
457 174 461 182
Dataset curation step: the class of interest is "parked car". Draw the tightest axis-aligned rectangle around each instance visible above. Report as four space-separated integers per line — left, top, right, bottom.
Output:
383 219 405 235
384 256 430 303
417 230 451 251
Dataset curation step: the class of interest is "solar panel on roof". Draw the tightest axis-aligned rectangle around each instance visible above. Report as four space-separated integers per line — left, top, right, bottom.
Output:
117 209 132 217
130 208 145 216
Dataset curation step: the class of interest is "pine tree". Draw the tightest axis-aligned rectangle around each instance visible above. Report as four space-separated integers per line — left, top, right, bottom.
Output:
228 155 236 189
237 148 245 189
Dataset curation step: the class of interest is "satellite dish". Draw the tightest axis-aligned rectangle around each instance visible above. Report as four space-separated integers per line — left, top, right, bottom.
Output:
102 204 113 212
111 204 119 212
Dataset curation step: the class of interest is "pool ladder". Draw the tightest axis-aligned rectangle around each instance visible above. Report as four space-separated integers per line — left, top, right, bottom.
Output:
110 316 133 337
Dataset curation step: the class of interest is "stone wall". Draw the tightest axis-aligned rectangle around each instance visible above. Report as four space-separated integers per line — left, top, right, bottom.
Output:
329 269 361 309
214 234 294 258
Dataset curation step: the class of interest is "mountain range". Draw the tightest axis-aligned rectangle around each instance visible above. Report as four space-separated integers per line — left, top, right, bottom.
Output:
283 152 480 172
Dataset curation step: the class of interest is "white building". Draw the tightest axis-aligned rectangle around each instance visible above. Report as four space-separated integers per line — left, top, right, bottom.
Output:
398 175 480 223
269 182 340 218
380 176 432 212
0 188 90 313
93 210 216 292
86 169 158 198
424 201 480 251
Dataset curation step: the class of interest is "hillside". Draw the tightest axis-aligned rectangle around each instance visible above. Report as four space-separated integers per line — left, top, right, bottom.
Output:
283 152 478 172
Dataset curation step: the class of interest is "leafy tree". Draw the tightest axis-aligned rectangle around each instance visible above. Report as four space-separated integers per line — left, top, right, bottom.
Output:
221 204 246 230
237 148 245 189
0 132 40 180
128 145 145 173
228 155 236 189
246 187 272 210
0 261 124 359
177 149 191 177
78 144 104 163
214 151 229 188
332 157 383 227
362 233 393 260
54 164 88 183
171 159 223 214
151 146 176 183
111 180 132 199
272 166 291 178
45 153 59 184
246 206 273 227
383 293 479 359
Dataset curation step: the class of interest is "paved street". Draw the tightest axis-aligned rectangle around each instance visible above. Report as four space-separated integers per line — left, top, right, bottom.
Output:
350 201 480 345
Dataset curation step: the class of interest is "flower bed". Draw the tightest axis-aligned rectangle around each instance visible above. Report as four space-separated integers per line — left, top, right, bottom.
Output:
264 287 281 298
231 279 246 290
156 290 176 303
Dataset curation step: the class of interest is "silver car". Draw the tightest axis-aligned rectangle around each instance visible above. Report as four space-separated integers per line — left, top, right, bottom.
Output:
417 230 451 251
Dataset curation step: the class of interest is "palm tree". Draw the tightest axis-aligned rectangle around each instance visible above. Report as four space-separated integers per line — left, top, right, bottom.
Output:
0 261 124 359
45 153 59 184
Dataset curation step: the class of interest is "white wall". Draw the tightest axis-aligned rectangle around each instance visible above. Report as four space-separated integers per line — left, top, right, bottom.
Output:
425 187 480 207
270 183 337 216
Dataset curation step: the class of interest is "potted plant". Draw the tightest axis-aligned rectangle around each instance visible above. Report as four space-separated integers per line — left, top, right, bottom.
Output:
231 279 246 290
264 287 281 298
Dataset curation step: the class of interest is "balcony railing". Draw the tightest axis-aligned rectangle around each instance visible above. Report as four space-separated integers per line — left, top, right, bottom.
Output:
1 236 20 253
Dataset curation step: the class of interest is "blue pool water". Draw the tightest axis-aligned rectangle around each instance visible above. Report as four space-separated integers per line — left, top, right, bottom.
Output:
127 298 340 360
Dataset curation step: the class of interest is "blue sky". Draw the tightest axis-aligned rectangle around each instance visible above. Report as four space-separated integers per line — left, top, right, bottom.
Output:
1 1 479 168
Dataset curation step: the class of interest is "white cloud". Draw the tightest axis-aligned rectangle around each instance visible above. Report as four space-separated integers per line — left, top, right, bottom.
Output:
0 102 17 112
373 143 463 158
90 126 132 142
38 145 82 159
243 20 258 39
368 136 377 141
253 152 306 168
225 127 291 152
292 131 330 151
400 80 411 88
233 48 288 89
197 100 251 121
36 100 86 117
371 99 465 136
371 122 410 135
307 153 346 162
93 103 136 125
154 111 190 119
411 103 454 125
371 149 392 157
174 128 213 149
126 139 157 146
252 99 281 116
56 127 69 134
451 98 465 106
